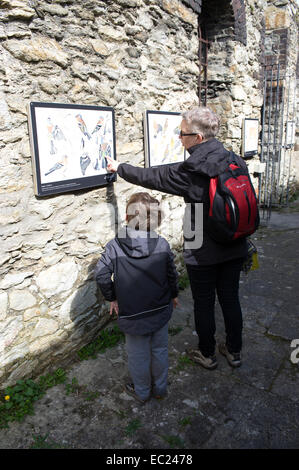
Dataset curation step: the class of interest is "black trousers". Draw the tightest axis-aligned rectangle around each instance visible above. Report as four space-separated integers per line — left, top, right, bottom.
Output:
186 257 244 357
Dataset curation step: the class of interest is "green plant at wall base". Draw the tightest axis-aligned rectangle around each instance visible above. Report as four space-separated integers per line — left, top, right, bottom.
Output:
77 324 125 361
65 377 80 396
0 369 67 429
175 355 193 371
125 419 142 437
0 325 126 429
83 390 100 401
178 416 192 427
30 433 68 449
38 368 67 391
162 434 185 448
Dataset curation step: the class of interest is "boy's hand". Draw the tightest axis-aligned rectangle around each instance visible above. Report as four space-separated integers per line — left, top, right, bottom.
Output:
173 297 178 308
110 300 119 316
106 156 119 173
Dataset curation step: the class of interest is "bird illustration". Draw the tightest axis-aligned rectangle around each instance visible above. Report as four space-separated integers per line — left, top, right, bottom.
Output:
44 162 64 176
153 121 163 138
80 154 91 175
47 117 54 135
47 117 56 155
173 126 180 136
163 118 169 136
52 124 66 141
76 114 91 140
91 117 105 135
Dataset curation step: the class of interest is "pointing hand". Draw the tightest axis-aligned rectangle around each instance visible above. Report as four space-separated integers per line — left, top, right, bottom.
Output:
106 156 119 173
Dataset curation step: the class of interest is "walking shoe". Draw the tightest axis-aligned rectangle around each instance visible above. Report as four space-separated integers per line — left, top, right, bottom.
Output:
152 390 167 400
153 394 166 400
185 348 218 370
124 383 150 405
218 343 242 368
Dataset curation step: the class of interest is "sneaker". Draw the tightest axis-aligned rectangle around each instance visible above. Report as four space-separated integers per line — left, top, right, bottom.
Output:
218 343 242 368
185 348 218 370
124 383 150 405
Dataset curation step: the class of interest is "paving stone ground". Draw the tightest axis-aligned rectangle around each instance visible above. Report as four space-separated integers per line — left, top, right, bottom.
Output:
0 203 298 451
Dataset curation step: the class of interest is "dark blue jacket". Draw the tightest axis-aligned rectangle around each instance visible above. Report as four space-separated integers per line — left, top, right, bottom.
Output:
94 227 179 335
117 139 248 265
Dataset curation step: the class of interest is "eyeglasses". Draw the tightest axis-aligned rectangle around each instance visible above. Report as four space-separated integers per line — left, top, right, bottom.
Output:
179 131 198 137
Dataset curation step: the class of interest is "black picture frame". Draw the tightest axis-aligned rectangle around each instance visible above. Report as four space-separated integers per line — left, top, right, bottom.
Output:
144 110 186 168
28 101 117 197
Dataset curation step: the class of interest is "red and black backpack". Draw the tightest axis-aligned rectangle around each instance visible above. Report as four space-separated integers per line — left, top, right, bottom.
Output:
207 152 260 243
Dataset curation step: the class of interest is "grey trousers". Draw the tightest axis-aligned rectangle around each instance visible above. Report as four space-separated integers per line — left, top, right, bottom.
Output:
125 323 169 401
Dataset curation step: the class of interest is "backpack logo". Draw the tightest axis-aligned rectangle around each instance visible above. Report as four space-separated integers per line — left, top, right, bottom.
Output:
207 152 260 243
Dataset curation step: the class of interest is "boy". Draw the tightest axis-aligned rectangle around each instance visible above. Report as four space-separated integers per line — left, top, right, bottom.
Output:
94 192 179 404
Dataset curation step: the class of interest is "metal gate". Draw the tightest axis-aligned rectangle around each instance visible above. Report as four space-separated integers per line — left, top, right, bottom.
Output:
259 64 296 221
198 23 208 106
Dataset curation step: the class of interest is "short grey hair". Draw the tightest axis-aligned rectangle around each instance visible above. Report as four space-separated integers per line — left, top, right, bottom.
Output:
181 106 220 139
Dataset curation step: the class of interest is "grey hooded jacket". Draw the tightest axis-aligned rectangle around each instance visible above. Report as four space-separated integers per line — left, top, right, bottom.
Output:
94 226 179 335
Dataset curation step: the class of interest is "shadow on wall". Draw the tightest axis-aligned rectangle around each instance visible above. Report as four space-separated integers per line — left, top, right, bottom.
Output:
67 182 120 367
0 183 121 389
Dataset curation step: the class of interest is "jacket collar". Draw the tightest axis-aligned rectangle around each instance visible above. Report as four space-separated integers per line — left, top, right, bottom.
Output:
183 138 230 178
187 138 218 156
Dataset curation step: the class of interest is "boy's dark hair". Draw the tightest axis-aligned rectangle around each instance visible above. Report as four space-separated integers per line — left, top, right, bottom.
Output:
126 192 162 231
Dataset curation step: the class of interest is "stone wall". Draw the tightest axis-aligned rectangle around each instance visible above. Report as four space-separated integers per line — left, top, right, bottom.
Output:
263 0 299 200
0 0 199 387
198 0 266 191
200 0 298 194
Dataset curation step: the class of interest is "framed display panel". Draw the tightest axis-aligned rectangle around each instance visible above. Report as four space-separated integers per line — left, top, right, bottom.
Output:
242 118 259 158
144 110 186 167
28 102 117 196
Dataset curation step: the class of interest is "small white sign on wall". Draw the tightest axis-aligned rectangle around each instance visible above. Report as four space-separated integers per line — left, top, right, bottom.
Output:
242 118 259 158
285 120 295 149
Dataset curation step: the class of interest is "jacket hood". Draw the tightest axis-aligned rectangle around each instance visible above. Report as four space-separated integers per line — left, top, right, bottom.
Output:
116 226 159 258
182 138 230 178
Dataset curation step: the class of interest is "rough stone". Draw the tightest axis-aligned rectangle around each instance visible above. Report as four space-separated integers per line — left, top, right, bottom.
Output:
161 0 197 25
0 94 12 131
0 272 34 290
35 262 79 298
231 85 248 101
9 290 37 311
0 292 8 321
28 332 59 354
23 307 41 322
59 282 98 325
1 0 35 20
40 3 68 17
117 141 143 155
3 38 69 67
0 316 23 353
89 38 110 56
99 25 127 42
1 342 29 368
31 318 59 340
265 6 290 29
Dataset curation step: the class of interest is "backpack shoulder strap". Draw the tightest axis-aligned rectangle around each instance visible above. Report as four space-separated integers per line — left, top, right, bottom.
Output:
228 151 249 171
